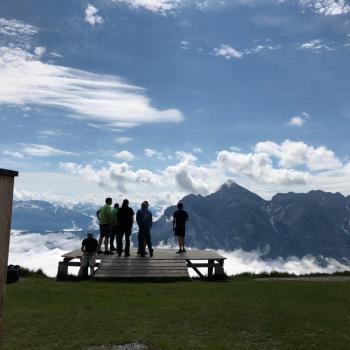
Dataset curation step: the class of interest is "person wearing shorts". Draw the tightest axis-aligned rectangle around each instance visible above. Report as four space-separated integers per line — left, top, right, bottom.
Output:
96 197 112 254
78 233 99 277
173 202 189 253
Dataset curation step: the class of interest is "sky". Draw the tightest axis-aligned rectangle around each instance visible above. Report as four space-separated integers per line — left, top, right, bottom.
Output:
1 0 350 208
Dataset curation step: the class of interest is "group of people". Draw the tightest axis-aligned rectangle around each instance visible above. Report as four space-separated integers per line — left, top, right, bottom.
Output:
78 198 189 277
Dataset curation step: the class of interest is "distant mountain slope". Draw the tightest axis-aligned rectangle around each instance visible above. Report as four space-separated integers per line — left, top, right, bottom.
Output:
152 181 350 259
12 200 96 232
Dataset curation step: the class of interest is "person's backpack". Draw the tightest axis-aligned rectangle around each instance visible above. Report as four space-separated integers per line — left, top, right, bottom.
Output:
7 265 20 284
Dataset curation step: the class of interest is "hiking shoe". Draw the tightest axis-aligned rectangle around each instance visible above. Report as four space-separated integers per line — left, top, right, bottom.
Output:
117 253 122 257
140 254 146 258
176 250 183 254
150 251 153 257
183 249 187 253
104 250 112 255
125 253 130 257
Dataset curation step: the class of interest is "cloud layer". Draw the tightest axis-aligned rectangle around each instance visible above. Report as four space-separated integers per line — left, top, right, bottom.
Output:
9 231 350 277
114 0 350 15
0 46 184 129
0 18 38 36
56 139 350 210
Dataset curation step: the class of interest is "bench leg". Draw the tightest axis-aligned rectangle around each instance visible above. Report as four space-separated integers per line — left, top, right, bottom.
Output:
208 259 214 277
214 259 225 276
57 262 68 279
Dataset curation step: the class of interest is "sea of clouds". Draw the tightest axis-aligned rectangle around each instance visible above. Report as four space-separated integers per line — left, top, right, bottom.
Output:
8 231 350 277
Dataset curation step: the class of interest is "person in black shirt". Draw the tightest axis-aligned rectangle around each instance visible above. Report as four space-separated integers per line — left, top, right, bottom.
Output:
116 199 134 257
78 233 99 277
173 202 189 253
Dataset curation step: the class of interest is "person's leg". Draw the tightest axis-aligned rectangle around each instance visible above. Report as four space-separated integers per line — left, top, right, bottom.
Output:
117 230 124 256
176 234 182 253
137 231 142 255
88 255 96 276
110 226 116 250
139 228 146 257
146 229 153 257
98 225 104 252
181 236 186 252
78 255 89 277
125 228 131 256
103 225 111 252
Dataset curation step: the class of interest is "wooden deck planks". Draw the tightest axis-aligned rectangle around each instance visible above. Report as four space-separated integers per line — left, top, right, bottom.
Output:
62 248 225 260
94 253 189 279
60 248 226 280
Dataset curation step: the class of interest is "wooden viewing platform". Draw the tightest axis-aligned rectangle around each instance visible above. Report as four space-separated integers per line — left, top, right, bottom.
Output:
58 248 226 280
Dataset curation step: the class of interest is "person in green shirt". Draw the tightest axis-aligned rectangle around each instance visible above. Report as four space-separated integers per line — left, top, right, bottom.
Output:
110 203 119 251
96 197 112 254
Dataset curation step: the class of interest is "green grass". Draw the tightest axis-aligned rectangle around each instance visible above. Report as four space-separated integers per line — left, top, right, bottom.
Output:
3 276 350 350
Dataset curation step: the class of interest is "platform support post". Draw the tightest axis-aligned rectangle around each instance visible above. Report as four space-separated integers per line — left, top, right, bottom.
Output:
215 259 225 276
57 262 68 279
0 168 18 348
208 259 214 277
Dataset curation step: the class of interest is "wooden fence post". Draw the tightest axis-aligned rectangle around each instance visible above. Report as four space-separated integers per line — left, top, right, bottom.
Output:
0 168 18 347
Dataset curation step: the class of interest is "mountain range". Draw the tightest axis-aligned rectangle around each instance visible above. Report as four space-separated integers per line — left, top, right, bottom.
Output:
151 180 350 260
11 181 350 259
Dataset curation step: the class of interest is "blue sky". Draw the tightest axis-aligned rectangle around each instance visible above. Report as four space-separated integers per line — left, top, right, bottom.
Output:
1 0 350 207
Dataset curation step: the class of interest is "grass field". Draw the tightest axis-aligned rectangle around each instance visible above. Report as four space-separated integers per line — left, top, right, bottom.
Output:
3 275 350 350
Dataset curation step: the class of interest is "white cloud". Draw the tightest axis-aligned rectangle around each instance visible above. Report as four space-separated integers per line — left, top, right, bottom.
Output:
114 137 133 144
29 140 348 208
85 4 104 26
214 44 243 59
9 231 82 277
60 161 161 194
245 44 281 54
144 148 158 157
60 141 349 199
114 0 182 13
34 46 46 58
22 144 77 157
217 150 309 185
1 150 25 158
113 1 350 16
254 139 342 171
0 47 184 129
144 148 168 160
37 129 67 136
288 116 305 126
298 0 350 15
221 249 350 276
287 112 310 126
0 18 38 36
180 40 190 50
114 150 135 161
300 39 333 52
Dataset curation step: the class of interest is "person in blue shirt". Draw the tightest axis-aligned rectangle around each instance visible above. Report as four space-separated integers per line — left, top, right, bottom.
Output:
136 201 153 258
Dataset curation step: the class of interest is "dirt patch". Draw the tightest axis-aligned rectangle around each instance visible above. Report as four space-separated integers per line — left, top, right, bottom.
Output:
87 343 148 350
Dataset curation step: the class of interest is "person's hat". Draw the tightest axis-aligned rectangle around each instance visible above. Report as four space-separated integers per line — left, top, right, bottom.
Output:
87 232 93 237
